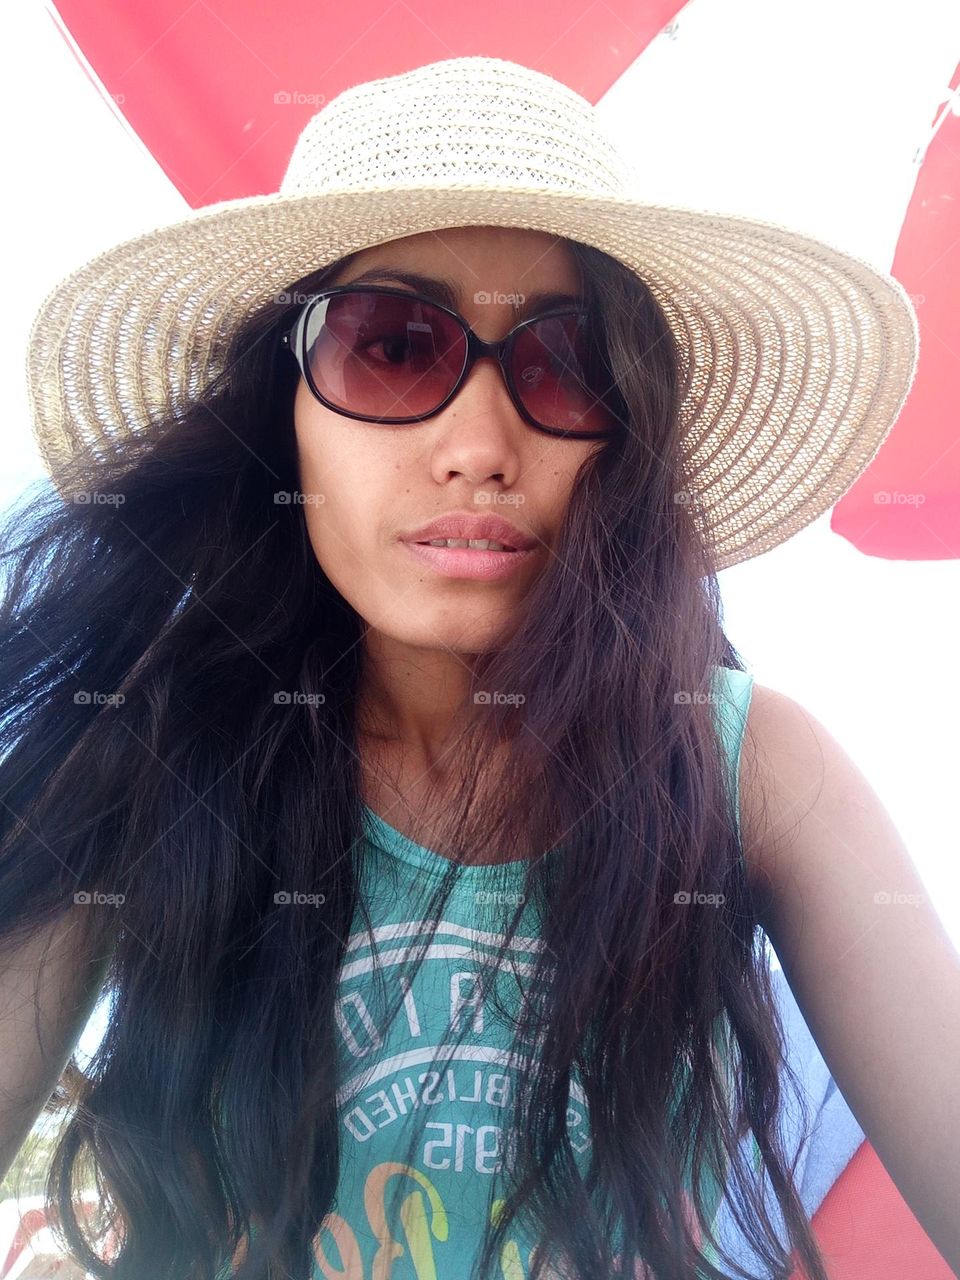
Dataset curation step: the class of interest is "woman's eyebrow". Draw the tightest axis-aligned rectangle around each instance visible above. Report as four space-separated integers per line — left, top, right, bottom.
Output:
337 266 584 314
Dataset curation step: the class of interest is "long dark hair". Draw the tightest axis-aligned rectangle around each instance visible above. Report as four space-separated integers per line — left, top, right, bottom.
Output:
1 230 829 1280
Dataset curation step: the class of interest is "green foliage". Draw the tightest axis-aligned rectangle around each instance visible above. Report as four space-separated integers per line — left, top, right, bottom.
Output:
1 1115 64 1201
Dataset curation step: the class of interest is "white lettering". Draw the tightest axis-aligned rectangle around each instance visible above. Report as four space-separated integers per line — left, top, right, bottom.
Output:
335 991 382 1058
450 971 484 1033
366 1089 398 1129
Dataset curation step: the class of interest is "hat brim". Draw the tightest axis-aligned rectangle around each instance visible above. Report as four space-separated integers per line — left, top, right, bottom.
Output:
25 184 919 570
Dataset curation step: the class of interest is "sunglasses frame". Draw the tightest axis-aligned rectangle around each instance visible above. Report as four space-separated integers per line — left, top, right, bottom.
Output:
280 283 622 441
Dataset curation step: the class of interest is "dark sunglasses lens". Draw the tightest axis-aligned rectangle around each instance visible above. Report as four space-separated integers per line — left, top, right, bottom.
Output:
303 291 466 420
512 314 621 435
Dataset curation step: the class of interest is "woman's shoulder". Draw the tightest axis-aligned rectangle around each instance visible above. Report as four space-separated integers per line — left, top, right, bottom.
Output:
735 678 796 903
735 679 852 910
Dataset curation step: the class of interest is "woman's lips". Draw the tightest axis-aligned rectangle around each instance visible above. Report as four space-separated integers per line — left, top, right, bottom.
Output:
400 539 537 580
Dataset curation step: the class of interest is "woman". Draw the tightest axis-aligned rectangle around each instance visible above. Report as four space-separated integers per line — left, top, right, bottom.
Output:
2 55 955 1280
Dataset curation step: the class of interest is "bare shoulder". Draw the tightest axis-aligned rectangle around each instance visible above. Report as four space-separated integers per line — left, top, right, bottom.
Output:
736 680 859 921
731 685 960 1276
736 676 927 932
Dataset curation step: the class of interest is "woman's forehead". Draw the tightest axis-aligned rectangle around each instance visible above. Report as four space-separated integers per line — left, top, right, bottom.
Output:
335 225 581 288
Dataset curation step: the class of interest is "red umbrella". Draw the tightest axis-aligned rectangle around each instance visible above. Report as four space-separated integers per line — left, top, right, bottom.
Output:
49 0 682 205
831 73 960 561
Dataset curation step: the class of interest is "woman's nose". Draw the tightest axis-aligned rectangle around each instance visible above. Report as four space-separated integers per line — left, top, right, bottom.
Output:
426 355 528 483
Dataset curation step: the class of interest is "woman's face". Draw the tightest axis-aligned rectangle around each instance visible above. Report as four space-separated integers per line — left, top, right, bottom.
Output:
292 225 604 654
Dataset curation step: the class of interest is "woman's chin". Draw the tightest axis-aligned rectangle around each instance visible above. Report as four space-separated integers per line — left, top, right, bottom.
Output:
381 611 518 655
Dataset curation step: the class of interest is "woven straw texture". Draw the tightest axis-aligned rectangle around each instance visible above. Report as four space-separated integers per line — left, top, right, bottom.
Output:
24 55 920 571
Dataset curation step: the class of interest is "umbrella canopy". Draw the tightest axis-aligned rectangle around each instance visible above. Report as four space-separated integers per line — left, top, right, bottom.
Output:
832 77 960 560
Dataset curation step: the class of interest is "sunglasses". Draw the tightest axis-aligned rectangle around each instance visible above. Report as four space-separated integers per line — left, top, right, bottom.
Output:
281 284 625 440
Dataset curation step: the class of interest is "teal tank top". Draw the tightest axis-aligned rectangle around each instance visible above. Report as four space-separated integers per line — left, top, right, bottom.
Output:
221 665 755 1279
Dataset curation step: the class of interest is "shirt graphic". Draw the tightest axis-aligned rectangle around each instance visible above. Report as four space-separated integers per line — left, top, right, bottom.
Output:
223 666 754 1278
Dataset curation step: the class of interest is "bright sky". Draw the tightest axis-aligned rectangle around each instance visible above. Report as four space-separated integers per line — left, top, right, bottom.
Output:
3 4 959 1065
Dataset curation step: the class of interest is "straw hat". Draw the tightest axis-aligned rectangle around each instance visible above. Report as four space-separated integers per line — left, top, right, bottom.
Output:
24 55 919 571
